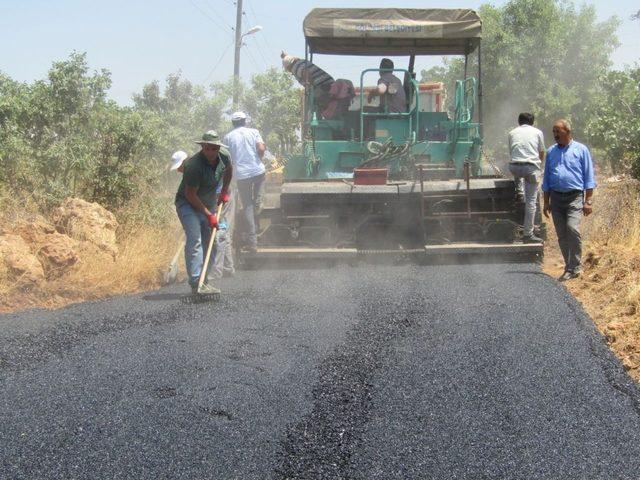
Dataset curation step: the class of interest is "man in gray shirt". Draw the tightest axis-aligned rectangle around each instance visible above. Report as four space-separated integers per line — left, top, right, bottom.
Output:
508 112 545 243
367 58 406 113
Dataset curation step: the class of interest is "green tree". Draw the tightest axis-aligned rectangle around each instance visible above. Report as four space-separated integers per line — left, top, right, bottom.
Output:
420 61 464 113
134 72 227 157
587 67 640 177
421 0 619 158
242 67 301 154
0 74 32 187
485 0 618 151
0 52 157 209
0 53 306 217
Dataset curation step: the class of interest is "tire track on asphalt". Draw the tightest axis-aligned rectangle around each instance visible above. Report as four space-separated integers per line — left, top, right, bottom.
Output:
274 278 429 479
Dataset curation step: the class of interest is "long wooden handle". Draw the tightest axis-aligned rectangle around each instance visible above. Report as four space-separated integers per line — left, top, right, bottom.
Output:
169 236 186 268
197 203 224 290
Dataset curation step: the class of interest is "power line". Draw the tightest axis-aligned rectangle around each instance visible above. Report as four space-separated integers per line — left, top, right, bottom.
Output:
245 0 274 51
242 12 269 69
189 0 234 34
243 43 261 74
203 39 234 84
254 41 271 69
245 39 269 69
243 1 275 68
205 0 235 31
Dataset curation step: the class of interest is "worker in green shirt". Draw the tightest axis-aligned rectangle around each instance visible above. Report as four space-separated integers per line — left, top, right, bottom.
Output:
175 131 233 294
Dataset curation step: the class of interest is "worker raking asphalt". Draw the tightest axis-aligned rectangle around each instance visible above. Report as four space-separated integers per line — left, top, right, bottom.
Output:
1 263 639 479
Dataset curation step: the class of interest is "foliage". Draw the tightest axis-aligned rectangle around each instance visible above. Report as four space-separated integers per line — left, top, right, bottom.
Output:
421 0 619 157
0 74 31 187
420 60 464 114
242 67 302 154
0 52 304 220
133 72 229 157
0 52 157 209
587 67 640 177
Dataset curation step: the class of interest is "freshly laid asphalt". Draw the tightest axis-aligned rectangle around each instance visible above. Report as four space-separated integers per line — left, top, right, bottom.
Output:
1 263 639 479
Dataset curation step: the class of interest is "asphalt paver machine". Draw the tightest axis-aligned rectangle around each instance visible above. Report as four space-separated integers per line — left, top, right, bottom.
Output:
244 8 543 264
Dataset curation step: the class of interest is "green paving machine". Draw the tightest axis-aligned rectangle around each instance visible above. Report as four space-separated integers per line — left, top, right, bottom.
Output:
245 8 543 263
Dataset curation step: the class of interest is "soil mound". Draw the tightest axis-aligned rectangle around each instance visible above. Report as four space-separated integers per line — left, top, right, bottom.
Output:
53 198 119 257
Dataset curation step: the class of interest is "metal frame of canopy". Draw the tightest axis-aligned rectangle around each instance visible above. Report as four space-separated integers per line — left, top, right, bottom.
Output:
302 8 484 136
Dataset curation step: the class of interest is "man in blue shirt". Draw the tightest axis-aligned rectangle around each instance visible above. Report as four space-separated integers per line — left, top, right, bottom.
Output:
542 119 596 281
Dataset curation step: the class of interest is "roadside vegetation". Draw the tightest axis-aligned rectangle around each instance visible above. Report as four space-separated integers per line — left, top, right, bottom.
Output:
544 179 640 382
0 53 302 313
0 0 638 379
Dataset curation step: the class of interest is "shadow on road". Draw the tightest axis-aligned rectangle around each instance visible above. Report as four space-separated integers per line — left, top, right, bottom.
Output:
504 271 549 276
142 293 185 301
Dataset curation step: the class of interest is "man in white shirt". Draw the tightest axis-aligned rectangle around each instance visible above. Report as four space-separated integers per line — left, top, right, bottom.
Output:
223 111 266 253
508 112 545 243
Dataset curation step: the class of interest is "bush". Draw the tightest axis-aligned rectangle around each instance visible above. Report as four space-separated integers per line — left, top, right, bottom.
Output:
0 52 302 219
587 67 640 178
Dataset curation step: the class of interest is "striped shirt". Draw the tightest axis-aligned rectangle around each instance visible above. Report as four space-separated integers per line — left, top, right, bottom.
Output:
290 59 334 90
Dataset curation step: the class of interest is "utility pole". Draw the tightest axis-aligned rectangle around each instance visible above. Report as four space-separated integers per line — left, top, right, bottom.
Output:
233 0 243 110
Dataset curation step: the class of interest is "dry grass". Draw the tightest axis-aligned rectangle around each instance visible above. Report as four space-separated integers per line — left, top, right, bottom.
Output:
543 179 640 381
48 224 182 299
0 226 182 313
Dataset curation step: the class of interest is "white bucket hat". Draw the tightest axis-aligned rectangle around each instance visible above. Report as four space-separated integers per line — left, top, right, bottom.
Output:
170 150 188 171
231 111 247 122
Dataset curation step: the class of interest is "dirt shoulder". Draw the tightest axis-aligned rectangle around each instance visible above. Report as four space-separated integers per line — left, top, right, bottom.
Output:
542 179 640 382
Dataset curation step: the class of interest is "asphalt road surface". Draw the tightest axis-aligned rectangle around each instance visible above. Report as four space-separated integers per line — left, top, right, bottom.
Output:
1 263 640 479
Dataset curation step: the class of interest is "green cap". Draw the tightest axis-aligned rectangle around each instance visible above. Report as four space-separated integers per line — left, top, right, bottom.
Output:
196 130 228 148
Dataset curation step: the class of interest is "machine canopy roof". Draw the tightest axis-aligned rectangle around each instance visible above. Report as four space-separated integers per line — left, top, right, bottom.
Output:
303 8 481 56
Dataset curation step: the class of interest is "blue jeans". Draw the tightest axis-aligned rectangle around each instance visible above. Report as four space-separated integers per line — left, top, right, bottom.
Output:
176 200 215 286
237 173 265 248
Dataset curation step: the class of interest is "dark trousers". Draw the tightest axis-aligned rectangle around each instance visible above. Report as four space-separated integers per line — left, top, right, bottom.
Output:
550 190 583 273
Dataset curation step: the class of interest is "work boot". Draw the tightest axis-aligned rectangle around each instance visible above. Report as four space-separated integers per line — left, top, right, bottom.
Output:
558 270 580 282
522 234 543 244
198 283 221 294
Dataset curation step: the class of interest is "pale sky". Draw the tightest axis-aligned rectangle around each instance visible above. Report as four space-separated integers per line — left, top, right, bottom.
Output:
0 0 638 105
